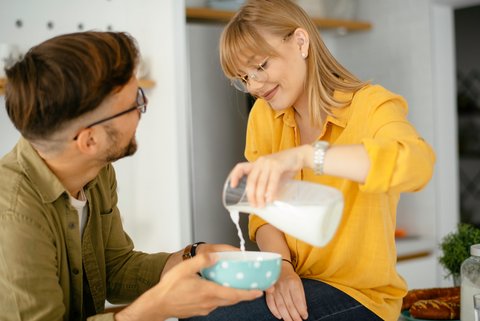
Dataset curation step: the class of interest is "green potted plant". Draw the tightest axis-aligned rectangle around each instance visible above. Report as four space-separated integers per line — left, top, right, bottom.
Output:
439 223 480 285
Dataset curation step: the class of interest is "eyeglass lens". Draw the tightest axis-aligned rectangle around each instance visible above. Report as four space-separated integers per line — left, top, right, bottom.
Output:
137 87 147 106
231 59 268 93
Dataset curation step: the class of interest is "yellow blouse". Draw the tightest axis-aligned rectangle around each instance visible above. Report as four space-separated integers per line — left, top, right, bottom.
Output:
245 84 435 321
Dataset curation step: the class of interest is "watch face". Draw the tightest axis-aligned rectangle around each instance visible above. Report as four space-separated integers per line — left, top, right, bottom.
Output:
183 244 193 260
313 141 329 175
314 141 329 148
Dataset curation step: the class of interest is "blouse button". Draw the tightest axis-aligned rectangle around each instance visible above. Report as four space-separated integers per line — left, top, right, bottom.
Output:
72 268 79 275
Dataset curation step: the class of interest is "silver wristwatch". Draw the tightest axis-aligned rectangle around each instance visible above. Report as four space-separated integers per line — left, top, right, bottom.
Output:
312 140 329 175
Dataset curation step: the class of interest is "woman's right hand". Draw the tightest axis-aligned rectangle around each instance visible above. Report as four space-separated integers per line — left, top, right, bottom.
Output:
115 253 263 321
229 145 312 208
265 261 308 321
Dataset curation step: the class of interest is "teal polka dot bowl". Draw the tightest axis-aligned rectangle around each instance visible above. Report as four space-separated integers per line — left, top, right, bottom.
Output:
201 251 281 290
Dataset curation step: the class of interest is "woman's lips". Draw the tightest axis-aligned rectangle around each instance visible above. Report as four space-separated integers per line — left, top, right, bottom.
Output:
262 85 279 101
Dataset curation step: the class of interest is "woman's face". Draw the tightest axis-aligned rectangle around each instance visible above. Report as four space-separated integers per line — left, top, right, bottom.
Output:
238 29 309 111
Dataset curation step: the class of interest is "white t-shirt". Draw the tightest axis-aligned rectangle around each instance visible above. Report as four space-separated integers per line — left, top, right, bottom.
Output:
68 189 88 237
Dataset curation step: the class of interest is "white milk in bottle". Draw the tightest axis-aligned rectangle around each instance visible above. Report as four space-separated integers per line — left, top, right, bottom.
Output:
223 178 344 247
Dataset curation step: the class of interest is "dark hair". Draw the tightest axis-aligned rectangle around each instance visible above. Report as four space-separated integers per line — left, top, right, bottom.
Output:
4 31 139 140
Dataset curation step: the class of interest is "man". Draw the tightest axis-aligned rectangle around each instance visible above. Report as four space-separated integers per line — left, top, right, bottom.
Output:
0 31 262 321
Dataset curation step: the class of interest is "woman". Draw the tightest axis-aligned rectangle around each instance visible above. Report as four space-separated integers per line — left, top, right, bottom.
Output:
186 0 435 320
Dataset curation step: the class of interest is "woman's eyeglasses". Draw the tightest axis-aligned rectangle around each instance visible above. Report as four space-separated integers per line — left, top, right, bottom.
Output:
73 87 147 140
231 57 270 93
230 31 294 93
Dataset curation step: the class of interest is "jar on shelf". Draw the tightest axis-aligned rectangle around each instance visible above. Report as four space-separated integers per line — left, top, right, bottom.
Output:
461 244 480 321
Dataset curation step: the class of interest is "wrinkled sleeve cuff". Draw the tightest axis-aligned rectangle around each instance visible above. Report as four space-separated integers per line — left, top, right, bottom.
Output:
359 138 398 193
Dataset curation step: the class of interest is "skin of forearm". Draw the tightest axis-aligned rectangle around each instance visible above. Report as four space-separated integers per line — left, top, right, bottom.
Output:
255 224 292 260
160 250 183 278
302 144 370 183
114 251 184 320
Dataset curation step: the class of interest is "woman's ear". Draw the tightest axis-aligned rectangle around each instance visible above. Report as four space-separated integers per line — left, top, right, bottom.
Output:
294 28 310 59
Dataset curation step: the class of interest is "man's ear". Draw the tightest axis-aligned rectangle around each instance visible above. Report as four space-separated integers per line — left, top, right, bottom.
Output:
294 28 310 58
75 128 99 155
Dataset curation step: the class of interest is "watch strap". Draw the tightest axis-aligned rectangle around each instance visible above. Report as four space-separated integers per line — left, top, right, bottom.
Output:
312 140 329 175
182 241 206 260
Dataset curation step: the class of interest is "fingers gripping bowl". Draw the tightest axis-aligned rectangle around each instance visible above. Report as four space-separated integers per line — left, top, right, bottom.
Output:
201 251 282 290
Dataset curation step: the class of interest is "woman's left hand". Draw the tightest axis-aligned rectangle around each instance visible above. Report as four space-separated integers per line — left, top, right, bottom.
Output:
265 261 308 321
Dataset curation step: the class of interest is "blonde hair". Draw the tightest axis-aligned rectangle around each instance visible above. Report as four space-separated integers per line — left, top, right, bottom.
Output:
219 0 368 127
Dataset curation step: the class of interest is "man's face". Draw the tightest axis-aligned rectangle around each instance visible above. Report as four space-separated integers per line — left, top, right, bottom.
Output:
91 77 145 164
104 125 138 163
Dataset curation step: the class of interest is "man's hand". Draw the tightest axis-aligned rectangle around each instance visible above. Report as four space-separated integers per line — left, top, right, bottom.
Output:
115 253 263 321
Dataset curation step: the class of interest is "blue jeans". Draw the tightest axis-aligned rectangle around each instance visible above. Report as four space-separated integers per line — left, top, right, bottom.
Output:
181 278 383 321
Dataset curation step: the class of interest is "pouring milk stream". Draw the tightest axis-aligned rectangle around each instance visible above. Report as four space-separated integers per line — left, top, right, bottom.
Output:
223 176 344 249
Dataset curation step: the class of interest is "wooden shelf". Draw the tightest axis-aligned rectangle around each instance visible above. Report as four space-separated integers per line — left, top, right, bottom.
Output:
186 7 372 31
396 237 435 262
0 78 155 96
138 79 156 89
0 78 5 96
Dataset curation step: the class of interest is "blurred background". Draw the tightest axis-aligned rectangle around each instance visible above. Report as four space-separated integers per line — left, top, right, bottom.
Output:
1 0 480 296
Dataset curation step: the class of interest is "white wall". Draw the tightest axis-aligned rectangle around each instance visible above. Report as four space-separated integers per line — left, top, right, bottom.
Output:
0 0 190 253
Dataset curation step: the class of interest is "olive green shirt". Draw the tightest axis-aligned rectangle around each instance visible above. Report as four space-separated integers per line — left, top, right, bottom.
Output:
0 138 171 320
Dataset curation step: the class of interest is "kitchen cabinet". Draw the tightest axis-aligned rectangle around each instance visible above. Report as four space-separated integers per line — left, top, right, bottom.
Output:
397 237 435 262
457 68 480 225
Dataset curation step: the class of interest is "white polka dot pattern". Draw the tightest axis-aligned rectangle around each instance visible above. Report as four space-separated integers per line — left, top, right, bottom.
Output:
200 251 281 290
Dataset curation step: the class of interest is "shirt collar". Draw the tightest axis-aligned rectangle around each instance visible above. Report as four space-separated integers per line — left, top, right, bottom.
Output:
16 137 98 204
272 90 352 129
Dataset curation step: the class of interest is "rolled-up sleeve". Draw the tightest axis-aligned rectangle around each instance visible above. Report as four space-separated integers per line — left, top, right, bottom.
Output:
360 99 435 194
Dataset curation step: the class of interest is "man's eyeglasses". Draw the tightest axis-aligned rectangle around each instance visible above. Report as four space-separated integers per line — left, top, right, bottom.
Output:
73 87 147 140
231 57 270 93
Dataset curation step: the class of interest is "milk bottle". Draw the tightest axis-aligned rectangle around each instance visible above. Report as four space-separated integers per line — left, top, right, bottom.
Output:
223 177 344 247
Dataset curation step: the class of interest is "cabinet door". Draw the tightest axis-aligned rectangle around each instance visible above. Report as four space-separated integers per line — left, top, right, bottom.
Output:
397 255 438 289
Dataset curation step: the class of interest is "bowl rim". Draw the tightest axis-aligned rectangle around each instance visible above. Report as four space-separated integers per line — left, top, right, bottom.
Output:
212 251 281 262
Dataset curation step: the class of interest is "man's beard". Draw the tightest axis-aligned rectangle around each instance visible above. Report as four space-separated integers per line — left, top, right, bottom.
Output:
104 126 138 163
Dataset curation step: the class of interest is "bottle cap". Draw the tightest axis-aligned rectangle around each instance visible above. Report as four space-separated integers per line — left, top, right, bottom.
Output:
471 244 480 256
